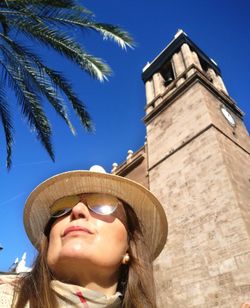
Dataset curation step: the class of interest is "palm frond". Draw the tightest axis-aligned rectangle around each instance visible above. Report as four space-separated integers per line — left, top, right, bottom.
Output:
27 3 93 16
44 68 93 131
6 18 111 81
0 86 13 169
68 5 93 16
2 0 75 9
0 33 92 131
14 4 133 49
0 0 134 168
0 56 54 161
0 33 76 135
37 11 134 50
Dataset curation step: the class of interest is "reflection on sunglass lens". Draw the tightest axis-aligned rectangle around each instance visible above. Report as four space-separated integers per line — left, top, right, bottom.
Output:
84 194 118 215
90 204 117 215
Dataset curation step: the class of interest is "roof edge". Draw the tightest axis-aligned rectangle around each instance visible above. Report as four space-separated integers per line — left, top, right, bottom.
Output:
142 31 221 82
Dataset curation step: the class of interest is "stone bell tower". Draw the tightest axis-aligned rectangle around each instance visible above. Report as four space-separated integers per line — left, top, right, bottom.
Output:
142 30 250 307
113 30 250 307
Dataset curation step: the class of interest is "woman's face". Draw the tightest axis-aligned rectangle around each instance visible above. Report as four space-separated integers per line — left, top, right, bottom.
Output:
47 195 129 279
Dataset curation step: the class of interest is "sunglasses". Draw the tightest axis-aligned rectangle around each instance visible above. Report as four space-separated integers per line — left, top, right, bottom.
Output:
44 193 120 235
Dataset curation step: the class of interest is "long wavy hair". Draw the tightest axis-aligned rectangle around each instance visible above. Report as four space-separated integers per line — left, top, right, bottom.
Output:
13 203 156 308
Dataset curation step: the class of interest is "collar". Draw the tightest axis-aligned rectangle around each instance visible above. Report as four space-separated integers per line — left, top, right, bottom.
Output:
51 280 122 307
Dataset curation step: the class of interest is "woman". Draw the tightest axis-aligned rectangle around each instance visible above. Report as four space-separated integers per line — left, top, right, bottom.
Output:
0 166 168 308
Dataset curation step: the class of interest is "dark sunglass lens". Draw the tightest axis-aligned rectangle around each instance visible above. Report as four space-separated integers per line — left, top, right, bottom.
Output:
44 208 72 236
51 208 72 218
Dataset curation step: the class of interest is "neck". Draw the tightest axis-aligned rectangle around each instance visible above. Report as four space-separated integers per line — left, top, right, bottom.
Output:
53 261 120 296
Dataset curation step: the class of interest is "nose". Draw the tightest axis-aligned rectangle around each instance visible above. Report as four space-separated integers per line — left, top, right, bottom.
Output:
70 202 90 220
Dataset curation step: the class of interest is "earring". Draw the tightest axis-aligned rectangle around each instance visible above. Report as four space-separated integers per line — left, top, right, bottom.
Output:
122 253 130 264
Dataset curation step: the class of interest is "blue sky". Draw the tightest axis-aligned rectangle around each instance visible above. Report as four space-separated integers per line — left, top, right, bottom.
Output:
0 0 250 271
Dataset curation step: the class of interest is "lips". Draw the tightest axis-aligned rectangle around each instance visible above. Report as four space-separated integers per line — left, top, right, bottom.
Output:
63 226 93 237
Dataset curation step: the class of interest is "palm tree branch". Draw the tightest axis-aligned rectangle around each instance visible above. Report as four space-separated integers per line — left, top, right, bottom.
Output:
0 33 76 135
0 86 13 169
2 0 75 9
0 33 91 131
0 1 133 169
34 12 134 49
26 3 93 16
3 17 111 81
7 5 134 49
0 56 54 161
43 67 93 131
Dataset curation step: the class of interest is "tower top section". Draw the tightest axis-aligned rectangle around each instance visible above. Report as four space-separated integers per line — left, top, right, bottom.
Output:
142 30 220 82
142 30 244 122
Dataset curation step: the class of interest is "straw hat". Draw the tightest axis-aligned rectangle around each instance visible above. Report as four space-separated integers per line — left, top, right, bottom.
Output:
24 166 168 260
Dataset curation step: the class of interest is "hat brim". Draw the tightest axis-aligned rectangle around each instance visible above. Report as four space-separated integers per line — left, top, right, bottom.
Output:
24 170 168 260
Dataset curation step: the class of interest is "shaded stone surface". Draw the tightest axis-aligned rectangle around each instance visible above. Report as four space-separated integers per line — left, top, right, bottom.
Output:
114 31 250 307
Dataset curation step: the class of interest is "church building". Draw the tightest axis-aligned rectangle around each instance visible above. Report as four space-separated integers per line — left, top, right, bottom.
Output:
112 30 250 307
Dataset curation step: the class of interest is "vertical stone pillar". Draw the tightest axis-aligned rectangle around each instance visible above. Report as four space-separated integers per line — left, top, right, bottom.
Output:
145 79 155 104
192 51 202 70
153 72 165 97
217 75 229 95
207 68 227 93
172 52 185 86
207 67 216 81
181 43 195 77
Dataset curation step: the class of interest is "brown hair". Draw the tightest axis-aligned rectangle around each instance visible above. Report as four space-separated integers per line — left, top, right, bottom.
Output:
13 204 156 308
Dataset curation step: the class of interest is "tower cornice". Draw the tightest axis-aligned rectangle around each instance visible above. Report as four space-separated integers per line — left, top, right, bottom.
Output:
143 66 243 125
142 31 221 82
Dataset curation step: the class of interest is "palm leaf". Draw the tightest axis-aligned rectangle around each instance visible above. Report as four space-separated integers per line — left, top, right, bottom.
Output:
2 0 75 8
0 33 76 135
7 18 111 81
0 54 54 161
44 15 134 49
0 0 134 168
0 33 92 132
44 68 93 131
0 86 13 169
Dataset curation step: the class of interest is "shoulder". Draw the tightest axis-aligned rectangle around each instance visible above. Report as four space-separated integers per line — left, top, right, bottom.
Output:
0 273 19 284
0 274 19 307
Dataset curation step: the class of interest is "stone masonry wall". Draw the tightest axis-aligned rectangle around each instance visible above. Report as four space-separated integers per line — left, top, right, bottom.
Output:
203 86 250 153
217 132 250 238
149 127 250 307
146 82 212 170
146 81 250 172
122 155 149 188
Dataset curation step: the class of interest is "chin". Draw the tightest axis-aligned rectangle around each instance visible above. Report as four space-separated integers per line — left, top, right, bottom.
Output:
60 243 90 258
